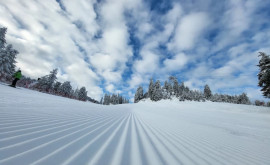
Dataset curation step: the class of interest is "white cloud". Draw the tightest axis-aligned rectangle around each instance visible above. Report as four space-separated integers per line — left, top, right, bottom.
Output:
61 0 98 36
90 53 116 71
105 84 115 93
163 53 188 72
169 12 210 51
133 50 159 74
128 74 144 89
212 0 265 52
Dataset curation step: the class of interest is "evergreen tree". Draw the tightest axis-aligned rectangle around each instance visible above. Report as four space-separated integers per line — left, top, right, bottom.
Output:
162 81 169 91
153 80 162 101
47 69 58 90
111 94 117 104
59 81 72 97
78 87 87 101
178 82 185 96
103 94 110 105
193 90 205 102
237 93 251 105
169 76 179 96
73 88 79 99
134 86 144 103
35 68 58 92
53 81 62 94
204 84 212 100
100 97 104 104
257 52 270 98
0 44 18 78
162 80 172 99
119 95 123 104
148 78 155 100
0 27 7 49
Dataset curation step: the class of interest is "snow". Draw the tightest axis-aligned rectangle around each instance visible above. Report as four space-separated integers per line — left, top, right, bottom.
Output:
0 84 270 165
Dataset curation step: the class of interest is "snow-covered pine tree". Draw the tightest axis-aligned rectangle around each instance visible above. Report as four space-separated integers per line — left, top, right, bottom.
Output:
59 81 72 97
0 27 7 49
47 69 58 91
134 86 144 103
73 88 79 99
162 81 169 91
162 80 171 99
35 68 58 92
78 87 87 101
178 82 185 96
111 94 117 104
70 89 75 98
0 44 18 79
193 90 205 102
100 97 104 104
148 78 155 100
204 84 212 100
116 94 120 104
257 52 270 98
237 93 251 105
153 80 163 101
34 76 47 91
169 76 179 96
53 81 62 94
118 95 123 104
103 94 110 105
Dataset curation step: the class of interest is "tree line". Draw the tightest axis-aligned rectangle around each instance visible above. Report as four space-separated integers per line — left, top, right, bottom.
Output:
100 93 129 105
134 76 252 105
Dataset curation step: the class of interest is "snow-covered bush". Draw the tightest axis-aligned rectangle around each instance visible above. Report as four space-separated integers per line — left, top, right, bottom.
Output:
255 100 265 106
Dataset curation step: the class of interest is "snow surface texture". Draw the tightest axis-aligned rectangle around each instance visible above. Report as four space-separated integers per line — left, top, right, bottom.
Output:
0 84 270 165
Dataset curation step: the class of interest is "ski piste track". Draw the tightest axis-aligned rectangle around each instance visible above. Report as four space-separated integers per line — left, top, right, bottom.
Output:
0 84 270 165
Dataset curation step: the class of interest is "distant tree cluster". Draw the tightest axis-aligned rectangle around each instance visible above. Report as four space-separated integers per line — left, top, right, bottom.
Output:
134 76 251 105
100 93 129 105
0 27 19 82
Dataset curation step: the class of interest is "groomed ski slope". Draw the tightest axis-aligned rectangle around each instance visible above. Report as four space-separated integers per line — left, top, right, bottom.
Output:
0 84 270 165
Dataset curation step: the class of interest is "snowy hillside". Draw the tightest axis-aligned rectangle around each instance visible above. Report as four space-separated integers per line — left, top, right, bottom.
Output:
0 84 270 165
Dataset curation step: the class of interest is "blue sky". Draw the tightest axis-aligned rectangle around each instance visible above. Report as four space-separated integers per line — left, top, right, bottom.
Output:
0 0 270 101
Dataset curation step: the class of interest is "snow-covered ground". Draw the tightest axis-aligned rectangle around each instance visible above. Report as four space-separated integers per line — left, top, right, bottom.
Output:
0 84 270 165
